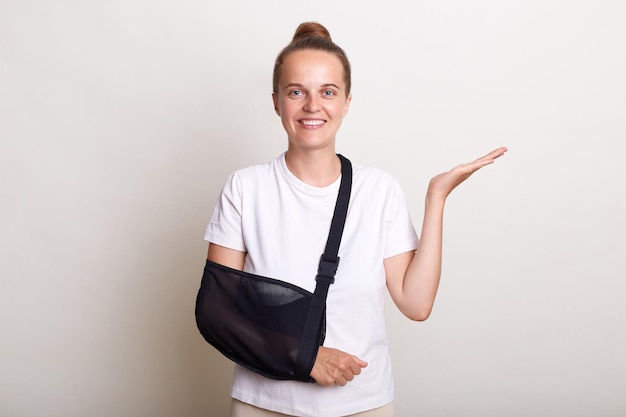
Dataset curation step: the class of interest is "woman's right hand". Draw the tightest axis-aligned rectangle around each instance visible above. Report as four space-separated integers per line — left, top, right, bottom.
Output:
310 346 368 386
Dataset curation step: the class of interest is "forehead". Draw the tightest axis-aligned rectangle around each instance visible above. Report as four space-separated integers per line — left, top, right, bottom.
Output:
279 49 345 86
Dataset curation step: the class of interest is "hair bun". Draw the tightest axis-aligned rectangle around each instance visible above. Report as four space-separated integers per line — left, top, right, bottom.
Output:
292 21 332 42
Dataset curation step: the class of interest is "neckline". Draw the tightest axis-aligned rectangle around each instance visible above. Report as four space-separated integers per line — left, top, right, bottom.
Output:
277 152 341 197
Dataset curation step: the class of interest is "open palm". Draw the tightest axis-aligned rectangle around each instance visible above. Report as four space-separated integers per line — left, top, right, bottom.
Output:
428 147 507 199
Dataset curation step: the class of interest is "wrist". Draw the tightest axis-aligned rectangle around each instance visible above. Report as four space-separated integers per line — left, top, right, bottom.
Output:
425 190 447 206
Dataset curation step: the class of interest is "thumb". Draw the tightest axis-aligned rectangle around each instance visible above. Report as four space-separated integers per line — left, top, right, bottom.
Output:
353 356 368 368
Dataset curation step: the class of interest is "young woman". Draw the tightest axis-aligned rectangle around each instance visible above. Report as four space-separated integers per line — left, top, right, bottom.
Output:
205 21 507 417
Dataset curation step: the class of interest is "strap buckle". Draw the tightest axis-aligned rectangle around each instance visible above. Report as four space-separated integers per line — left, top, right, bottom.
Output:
316 255 340 284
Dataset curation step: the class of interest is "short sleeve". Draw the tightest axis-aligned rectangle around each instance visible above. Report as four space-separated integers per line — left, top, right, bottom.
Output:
384 180 419 259
204 172 247 252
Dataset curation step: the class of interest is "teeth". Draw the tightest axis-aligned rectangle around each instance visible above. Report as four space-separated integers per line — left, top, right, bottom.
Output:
301 120 324 126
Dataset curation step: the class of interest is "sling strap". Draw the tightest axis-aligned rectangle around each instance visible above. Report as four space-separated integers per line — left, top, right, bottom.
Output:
294 154 353 381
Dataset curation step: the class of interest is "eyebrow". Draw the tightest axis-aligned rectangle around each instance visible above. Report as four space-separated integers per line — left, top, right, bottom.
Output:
283 83 342 91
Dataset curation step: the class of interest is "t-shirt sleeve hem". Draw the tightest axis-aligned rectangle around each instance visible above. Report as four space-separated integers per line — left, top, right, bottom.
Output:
383 237 419 259
205 228 247 253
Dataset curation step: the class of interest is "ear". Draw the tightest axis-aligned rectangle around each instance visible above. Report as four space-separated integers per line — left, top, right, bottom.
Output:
343 93 352 116
272 93 280 116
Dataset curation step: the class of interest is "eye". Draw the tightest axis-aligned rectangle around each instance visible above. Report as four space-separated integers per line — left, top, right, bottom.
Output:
289 89 303 97
322 90 336 97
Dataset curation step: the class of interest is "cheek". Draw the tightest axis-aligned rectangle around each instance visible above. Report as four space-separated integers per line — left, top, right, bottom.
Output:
331 103 348 118
280 102 300 119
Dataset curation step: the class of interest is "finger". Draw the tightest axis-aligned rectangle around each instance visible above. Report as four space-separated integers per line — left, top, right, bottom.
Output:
349 360 366 375
352 356 368 368
493 146 508 158
473 147 508 164
336 375 348 386
464 149 507 174
451 160 491 178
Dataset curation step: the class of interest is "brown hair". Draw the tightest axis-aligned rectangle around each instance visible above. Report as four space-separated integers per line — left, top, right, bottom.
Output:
272 22 352 96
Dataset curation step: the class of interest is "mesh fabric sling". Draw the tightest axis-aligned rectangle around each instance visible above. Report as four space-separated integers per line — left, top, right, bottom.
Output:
195 154 352 382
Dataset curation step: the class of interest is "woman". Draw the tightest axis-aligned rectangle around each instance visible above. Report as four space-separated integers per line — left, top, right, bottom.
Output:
205 21 507 417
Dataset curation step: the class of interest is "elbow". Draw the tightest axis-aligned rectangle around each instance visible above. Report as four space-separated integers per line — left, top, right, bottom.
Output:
405 306 433 322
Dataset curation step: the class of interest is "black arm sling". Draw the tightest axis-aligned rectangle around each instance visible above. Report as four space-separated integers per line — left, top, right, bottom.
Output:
195 154 352 382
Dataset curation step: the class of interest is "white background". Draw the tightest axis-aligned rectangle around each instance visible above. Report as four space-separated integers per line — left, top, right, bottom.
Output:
1 1 625 416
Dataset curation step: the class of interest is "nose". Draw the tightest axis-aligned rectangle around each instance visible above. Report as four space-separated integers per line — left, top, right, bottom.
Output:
303 95 320 112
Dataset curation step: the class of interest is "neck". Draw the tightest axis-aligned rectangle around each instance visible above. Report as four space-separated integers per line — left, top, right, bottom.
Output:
284 148 341 187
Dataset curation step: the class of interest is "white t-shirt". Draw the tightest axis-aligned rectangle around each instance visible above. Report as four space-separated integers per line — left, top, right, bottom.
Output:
205 152 419 417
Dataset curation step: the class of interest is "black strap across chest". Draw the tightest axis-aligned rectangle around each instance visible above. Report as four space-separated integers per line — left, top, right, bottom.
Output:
294 153 352 380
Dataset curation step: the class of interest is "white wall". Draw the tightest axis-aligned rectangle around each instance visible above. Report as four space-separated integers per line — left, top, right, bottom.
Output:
1 1 625 416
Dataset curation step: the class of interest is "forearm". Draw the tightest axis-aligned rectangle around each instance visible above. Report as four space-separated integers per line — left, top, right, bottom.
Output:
399 193 446 320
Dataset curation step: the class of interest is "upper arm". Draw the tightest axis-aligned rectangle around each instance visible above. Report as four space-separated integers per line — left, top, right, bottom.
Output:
384 250 415 314
207 243 246 270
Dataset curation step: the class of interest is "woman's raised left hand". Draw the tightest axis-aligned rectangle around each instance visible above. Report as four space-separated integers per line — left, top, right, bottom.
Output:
427 147 507 200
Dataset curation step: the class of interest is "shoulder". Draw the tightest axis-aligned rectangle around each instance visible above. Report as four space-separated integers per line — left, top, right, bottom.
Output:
347 160 410 209
224 155 282 186
351 162 401 190
353 163 394 180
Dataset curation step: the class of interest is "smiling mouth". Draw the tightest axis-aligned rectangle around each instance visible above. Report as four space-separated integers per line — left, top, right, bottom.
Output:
300 119 325 126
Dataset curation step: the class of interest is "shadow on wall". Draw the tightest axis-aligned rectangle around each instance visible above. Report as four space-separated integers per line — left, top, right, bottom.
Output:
187 342 234 415
181 260 235 416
